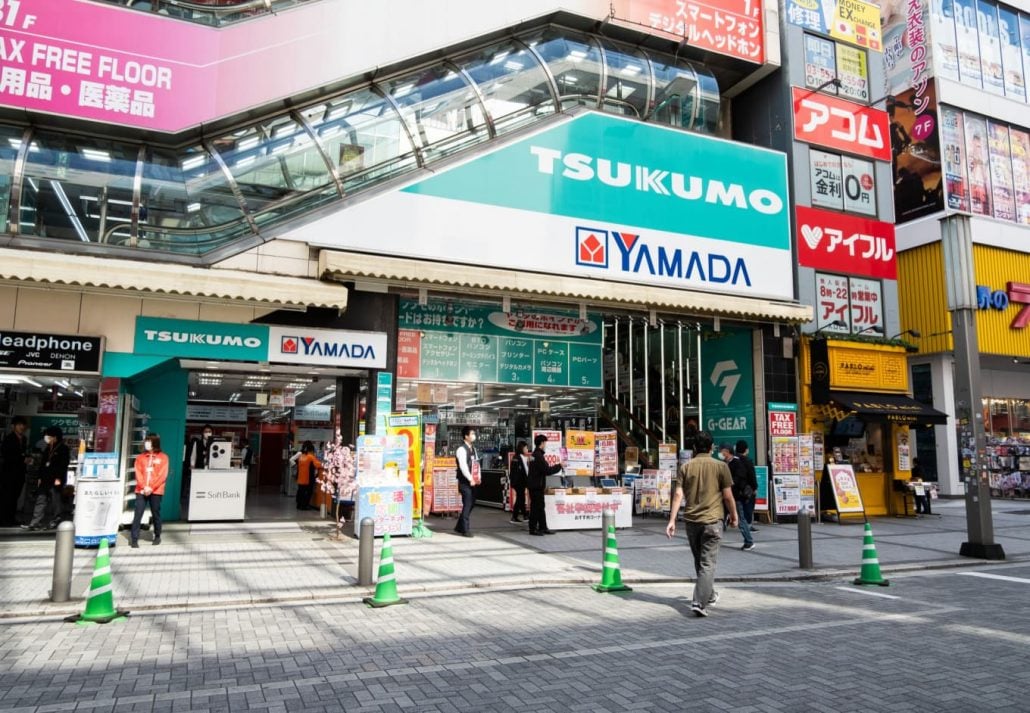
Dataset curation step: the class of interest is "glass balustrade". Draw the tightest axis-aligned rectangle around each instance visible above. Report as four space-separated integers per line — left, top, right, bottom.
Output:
2 25 723 258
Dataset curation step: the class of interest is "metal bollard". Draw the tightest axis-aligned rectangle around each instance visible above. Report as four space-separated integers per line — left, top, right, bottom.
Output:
51 521 75 602
601 509 615 559
797 511 814 570
358 517 375 586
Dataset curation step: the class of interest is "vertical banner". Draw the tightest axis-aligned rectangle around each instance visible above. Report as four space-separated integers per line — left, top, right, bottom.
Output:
896 428 912 471
977 0 1005 96
954 0 983 86
374 372 393 436
811 150 845 210
963 114 994 216
1009 129 1030 225
422 421 437 515
940 106 970 211
805 34 838 92
836 44 870 102
930 0 960 81
987 121 1016 222
387 413 422 520
565 430 596 475
772 436 801 515
754 465 770 512
998 6 1026 100
701 329 755 450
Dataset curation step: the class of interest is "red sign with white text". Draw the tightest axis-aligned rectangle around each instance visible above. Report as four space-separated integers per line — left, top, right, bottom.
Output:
792 87 891 161
613 0 764 64
796 206 897 280
397 329 421 379
769 410 797 436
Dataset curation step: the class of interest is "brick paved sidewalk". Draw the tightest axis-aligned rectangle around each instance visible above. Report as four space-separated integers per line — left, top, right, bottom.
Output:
2 499 1028 619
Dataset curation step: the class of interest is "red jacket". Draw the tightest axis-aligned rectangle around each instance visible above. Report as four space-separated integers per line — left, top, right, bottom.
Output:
134 451 169 495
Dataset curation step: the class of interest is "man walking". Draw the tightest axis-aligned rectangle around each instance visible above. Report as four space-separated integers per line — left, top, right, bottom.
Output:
454 426 479 537
720 443 755 551
736 440 759 532
666 432 737 617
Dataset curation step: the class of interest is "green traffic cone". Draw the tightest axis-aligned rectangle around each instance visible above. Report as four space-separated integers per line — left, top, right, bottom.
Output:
853 522 890 587
66 539 129 625
592 525 632 593
363 533 408 607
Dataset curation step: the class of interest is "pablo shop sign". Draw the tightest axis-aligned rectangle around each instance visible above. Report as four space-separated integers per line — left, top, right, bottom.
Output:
792 87 891 162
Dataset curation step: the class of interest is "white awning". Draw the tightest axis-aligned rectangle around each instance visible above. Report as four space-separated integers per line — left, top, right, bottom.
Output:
320 250 811 323
0 247 348 311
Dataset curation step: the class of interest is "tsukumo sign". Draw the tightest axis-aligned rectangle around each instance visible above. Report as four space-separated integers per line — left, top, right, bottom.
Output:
795 205 897 280
792 87 891 162
285 112 795 301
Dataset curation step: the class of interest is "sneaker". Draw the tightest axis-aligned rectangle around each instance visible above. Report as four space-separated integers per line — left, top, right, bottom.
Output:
152 536 161 546
130 541 139 548
742 542 756 551
691 603 709 617
707 591 721 607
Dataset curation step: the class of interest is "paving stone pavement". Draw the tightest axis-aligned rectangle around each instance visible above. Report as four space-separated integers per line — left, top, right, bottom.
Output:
1 561 1029 712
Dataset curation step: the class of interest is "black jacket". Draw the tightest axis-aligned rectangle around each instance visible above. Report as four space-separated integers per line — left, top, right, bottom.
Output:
509 453 530 489
738 453 759 494
727 456 751 501
528 447 561 491
1 430 28 482
39 441 71 487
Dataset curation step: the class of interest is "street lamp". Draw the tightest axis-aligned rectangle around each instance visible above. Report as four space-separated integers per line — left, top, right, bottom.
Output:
854 325 884 336
889 329 921 339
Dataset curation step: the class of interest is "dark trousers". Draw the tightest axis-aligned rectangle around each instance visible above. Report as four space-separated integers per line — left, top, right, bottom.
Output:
456 481 474 533
743 498 756 525
130 493 162 542
0 477 22 524
915 494 932 515
512 485 528 518
296 483 313 510
528 488 547 532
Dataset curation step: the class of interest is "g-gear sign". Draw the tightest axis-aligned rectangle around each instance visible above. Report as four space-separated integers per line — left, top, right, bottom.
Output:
791 87 891 162
795 206 897 280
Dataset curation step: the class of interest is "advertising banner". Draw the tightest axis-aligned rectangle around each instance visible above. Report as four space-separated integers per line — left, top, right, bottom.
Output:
978 0 1006 96
286 112 794 302
791 87 891 161
773 472 801 515
533 430 564 471
798 434 816 515
545 490 633 530
386 413 422 519
841 155 877 215
849 277 883 333
356 484 414 537
612 0 764 64
804 35 838 93
836 44 870 103
930 0 960 81
810 150 844 210
816 273 852 332
826 463 864 513
431 456 460 513
940 106 969 211
768 402 798 437
565 430 596 475
786 0 882 51
0 330 103 374
998 7 1026 100
987 122 1016 222
595 431 619 476
796 206 897 280
954 0 983 86
963 114 994 216
700 329 755 449
73 479 122 547
1010 129 1030 225
754 465 769 512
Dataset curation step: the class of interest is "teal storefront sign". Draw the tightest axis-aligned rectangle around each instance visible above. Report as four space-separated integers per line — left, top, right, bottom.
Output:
700 328 755 447
134 317 268 361
400 301 602 388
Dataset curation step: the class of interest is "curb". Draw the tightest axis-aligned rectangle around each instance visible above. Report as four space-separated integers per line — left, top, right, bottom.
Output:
4 555 1022 622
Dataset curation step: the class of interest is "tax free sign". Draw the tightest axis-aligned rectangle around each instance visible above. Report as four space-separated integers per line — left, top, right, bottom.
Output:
284 112 793 300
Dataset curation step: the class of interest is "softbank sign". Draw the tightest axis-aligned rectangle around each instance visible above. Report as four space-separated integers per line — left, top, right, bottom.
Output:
284 112 795 301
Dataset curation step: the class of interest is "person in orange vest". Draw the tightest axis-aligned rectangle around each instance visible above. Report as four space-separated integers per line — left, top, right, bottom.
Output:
131 433 169 548
296 441 322 511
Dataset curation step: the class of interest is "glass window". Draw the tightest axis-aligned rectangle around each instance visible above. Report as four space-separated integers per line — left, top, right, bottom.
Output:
459 40 556 135
694 69 721 133
136 145 248 254
18 131 138 244
0 125 23 234
210 114 338 226
600 40 651 118
382 64 488 162
299 88 418 193
520 29 602 109
650 57 699 129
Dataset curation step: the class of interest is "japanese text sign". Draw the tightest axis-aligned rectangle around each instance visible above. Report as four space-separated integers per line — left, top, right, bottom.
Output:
612 0 764 64
796 206 896 280
768 403 798 437
816 273 852 332
792 87 891 161
787 0 882 52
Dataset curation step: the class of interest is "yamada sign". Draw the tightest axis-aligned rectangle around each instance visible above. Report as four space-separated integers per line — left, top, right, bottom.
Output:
285 112 794 301
792 87 891 162
796 205 896 280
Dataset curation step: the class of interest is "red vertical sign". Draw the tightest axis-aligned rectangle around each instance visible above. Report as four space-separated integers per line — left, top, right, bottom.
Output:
397 329 421 379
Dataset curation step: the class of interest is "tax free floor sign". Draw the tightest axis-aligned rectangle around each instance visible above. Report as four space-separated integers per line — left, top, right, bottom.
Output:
285 112 793 301
134 317 387 369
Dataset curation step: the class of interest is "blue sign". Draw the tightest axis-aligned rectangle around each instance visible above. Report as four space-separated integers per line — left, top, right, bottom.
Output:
356 484 413 537
135 317 268 361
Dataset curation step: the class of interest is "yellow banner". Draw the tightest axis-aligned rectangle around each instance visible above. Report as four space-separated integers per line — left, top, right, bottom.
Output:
387 413 423 519
828 344 909 392
830 0 882 51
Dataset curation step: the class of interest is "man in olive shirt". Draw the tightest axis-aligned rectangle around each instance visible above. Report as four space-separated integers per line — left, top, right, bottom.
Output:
666 431 737 617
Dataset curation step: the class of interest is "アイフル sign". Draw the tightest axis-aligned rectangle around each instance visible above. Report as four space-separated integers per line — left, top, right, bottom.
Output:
792 87 891 161
796 206 896 279
0 330 103 374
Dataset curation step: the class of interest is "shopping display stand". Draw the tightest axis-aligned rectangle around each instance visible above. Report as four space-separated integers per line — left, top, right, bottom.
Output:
820 463 867 524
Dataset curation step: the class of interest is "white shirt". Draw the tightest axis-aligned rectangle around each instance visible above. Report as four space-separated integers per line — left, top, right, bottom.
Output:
456 442 475 481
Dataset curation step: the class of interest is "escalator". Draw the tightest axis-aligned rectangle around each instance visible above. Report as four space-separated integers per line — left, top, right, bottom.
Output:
0 24 721 261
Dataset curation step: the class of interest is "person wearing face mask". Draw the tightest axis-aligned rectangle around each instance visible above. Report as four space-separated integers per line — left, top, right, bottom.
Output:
25 426 71 530
453 426 480 537
130 434 169 547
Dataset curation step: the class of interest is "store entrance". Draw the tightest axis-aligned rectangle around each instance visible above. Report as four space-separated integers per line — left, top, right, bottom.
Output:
181 362 365 522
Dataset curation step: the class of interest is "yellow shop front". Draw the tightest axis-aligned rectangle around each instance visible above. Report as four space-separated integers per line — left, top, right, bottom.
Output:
802 338 948 517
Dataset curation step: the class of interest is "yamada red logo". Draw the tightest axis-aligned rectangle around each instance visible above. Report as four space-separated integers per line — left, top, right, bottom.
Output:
792 87 891 162
796 206 896 280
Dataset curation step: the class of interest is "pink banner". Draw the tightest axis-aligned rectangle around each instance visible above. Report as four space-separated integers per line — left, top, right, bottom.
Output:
0 0 348 132
613 0 764 64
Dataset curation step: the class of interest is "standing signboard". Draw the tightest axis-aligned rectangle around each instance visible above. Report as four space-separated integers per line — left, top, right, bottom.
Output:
754 465 770 512
826 463 865 513
73 452 122 547
772 436 802 515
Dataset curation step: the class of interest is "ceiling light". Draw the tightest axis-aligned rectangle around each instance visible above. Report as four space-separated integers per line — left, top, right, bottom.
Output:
21 377 43 387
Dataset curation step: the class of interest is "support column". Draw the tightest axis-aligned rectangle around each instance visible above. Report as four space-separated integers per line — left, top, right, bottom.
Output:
942 215 1004 559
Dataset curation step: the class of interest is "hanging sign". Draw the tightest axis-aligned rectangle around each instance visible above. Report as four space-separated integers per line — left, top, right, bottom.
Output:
796 206 896 279
0 330 103 374
792 87 891 161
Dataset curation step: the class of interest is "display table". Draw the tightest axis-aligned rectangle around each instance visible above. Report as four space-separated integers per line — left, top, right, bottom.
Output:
188 468 247 521
543 490 633 530
356 483 413 537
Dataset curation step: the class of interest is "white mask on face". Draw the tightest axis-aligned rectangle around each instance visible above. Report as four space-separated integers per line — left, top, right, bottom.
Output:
44 435 54 445
469 433 477 443
144 441 153 452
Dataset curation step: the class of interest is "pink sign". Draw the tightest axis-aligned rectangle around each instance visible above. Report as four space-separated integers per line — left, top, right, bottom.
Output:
613 0 764 64
0 0 352 132
795 206 897 280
